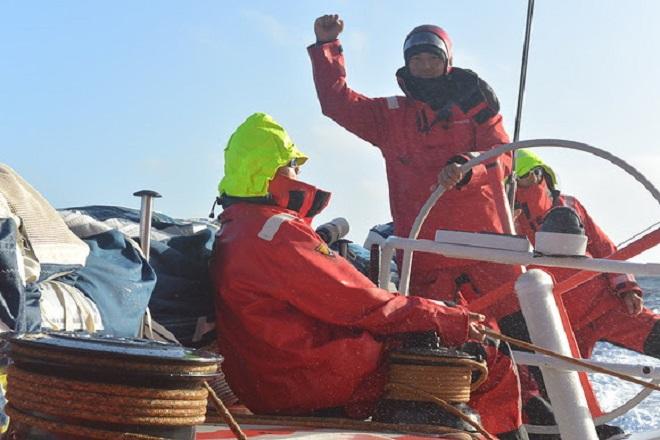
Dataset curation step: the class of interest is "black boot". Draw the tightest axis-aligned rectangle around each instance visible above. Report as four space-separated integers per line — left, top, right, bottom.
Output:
523 395 560 440
595 424 626 440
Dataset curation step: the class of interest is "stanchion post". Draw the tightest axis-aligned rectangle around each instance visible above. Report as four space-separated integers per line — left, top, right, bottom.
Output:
133 190 162 261
515 269 598 440
133 189 161 339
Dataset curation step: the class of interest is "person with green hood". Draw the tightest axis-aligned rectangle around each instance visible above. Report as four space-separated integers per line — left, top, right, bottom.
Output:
209 112 527 439
513 149 659 360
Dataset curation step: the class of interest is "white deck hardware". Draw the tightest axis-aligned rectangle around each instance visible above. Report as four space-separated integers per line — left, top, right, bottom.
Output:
377 235 660 294
433 230 532 252
512 352 660 380
535 230 588 256
516 270 599 439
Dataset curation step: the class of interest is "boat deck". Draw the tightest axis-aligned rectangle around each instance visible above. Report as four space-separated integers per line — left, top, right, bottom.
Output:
196 423 474 439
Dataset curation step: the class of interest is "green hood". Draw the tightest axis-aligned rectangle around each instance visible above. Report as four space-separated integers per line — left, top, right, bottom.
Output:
515 149 558 188
219 113 308 197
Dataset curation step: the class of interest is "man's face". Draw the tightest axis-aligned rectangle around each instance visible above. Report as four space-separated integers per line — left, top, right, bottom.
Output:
408 52 447 79
276 160 300 180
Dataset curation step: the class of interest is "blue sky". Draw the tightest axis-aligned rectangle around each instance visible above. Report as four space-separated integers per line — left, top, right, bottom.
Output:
1 1 659 262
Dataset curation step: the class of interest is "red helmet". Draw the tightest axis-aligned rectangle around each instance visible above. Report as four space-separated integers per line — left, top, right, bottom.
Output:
403 25 453 73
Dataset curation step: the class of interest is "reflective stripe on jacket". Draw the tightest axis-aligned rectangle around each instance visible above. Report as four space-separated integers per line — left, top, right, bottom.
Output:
308 40 512 271
210 178 470 414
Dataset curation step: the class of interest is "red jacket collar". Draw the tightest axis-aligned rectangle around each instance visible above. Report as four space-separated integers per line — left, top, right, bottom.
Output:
267 174 331 221
515 178 555 220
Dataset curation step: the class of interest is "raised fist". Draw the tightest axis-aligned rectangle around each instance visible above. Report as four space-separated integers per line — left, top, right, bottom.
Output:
314 14 344 43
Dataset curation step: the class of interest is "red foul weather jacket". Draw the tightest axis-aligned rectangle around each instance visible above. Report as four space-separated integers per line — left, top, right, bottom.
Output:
210 176 471 415
514 181 660 356
308 40 513 275
515 180 641 296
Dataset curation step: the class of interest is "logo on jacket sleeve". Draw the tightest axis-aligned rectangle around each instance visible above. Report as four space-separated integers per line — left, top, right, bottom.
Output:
315 242 335 257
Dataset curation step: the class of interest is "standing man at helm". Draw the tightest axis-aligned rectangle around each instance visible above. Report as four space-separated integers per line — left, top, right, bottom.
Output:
308 15 521 329
210 112 527 439
513 149 660 360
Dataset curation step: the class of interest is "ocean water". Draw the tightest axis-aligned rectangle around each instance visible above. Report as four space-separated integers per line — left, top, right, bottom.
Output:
590 276 660 433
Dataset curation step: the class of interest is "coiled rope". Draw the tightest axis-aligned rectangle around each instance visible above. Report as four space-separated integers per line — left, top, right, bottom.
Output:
5 409 167 440
380 351 495 440
6 365 209 439
203 352 493 439
5 333 227 440
384 353 488 402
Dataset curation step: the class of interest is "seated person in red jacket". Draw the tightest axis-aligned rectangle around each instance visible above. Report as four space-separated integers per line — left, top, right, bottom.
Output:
514 149 659 359
210 112 526 439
